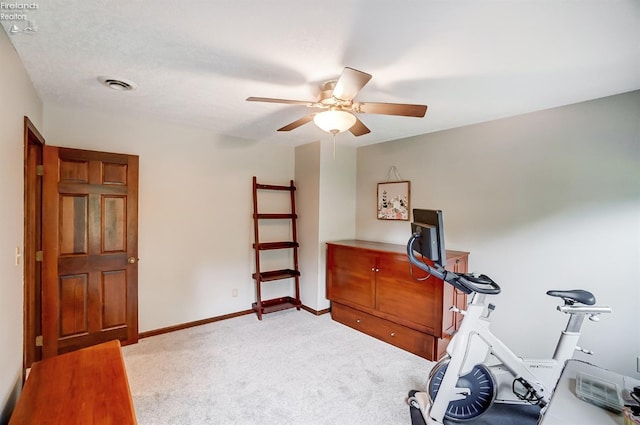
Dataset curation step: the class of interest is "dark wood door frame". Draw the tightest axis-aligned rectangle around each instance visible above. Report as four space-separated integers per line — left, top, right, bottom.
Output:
23 116 45 369
23 119 140 365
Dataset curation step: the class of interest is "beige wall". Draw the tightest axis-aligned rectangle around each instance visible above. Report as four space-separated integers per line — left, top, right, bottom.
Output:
43 103 295 332
356 91 640 376
295 141 322 309
295 139 356 311
317 139 356 309
0 29 43 422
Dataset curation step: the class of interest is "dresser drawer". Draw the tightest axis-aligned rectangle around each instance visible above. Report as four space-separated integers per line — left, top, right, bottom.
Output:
331 302 437 360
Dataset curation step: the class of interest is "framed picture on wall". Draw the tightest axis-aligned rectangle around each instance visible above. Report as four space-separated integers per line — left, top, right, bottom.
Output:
377 181 410 220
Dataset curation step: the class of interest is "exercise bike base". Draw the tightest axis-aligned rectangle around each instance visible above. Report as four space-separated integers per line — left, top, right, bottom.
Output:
408 390 543 425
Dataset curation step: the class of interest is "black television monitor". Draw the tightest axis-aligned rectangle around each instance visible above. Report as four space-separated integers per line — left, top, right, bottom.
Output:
411 209 446 268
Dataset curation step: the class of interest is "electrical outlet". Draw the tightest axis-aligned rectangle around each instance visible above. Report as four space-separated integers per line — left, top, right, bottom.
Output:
232 288 238 298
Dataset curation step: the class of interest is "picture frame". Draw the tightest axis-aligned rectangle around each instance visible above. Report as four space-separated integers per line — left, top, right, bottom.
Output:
377 181 410 221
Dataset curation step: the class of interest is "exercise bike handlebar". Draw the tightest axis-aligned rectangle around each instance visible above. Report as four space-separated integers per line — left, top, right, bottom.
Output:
407 233 502 295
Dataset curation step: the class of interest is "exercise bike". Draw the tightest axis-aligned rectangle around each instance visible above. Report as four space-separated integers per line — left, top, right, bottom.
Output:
405 222 611 425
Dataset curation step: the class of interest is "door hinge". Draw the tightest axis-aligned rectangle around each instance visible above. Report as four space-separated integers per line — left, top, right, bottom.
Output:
36 165 44 176
35 335 43 347
35 251 43 262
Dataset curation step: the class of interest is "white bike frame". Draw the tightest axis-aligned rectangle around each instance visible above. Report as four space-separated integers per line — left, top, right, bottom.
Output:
419 292 611 425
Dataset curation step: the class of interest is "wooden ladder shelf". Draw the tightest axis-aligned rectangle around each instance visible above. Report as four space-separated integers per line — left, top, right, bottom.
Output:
251 176 302 319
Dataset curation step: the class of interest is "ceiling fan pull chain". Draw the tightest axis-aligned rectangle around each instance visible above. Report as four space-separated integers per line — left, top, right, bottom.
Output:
332 133 336 160
385 165 402 182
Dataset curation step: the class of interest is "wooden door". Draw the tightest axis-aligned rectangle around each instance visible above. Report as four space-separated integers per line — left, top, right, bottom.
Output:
326 244 376 309
42 146 139 357
375 251 441 334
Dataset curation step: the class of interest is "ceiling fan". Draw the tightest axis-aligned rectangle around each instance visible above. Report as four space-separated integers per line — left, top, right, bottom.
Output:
246 67 427 137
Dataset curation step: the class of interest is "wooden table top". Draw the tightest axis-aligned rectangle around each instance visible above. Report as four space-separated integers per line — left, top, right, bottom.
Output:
9 340 137 425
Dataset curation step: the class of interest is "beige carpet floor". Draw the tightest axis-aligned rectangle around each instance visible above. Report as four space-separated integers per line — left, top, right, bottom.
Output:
122 310 433 425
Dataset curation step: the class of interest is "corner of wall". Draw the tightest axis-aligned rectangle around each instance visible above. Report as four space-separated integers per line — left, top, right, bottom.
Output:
0 372 22 425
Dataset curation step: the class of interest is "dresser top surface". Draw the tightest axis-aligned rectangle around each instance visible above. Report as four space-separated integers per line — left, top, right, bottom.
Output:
326 239 468 259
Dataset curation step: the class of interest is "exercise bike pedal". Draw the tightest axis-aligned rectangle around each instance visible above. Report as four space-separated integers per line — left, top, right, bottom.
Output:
513 378 545 405
407 390 428 425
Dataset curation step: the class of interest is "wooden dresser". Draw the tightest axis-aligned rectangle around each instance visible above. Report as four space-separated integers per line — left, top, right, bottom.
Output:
326 240 469 360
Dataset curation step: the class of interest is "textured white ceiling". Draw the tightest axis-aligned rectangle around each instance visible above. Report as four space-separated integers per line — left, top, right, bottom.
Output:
3 0 640 146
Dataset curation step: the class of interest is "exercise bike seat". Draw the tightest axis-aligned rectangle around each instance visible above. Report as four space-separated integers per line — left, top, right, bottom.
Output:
546 289 596 305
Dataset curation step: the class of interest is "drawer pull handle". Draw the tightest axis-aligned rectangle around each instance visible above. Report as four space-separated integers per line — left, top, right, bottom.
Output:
390 332 395 337
356 319 361 323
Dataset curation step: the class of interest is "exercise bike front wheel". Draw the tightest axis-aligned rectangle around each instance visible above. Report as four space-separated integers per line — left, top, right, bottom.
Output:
428 357 496 422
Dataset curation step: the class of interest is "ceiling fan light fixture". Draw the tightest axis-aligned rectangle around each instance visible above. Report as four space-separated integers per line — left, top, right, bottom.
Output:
313 109 356 134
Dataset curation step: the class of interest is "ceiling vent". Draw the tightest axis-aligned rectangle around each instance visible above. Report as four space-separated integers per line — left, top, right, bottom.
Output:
97 76 137 91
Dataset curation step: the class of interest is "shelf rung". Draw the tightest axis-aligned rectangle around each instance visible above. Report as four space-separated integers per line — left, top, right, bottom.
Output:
252 269 300 282
255 213 297 219
254 241 299 250
256 183 295 191
252 297 301 315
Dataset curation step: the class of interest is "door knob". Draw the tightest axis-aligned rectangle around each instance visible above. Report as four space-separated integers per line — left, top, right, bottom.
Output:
128 257 138 264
